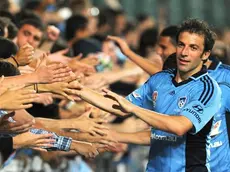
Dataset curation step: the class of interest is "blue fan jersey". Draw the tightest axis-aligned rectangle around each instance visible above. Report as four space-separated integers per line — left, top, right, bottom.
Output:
127 67 221 172
207 57 230 172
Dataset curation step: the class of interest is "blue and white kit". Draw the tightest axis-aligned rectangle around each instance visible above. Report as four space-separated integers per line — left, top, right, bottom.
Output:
127 66 221 172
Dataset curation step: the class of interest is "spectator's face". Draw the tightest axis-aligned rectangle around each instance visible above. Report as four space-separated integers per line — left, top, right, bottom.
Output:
176 31 210 74
17 24 43 48
156 36 176 61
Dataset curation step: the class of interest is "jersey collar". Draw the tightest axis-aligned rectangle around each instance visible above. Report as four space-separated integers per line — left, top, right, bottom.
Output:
207 56 222 71
172 65 208 87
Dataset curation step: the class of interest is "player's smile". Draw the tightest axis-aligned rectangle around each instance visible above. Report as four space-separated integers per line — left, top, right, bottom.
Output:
178 58 190 65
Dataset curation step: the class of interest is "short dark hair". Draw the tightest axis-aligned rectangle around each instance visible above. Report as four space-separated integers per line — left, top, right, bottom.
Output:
0 17 10 34
7 21 18 40
0 61 20 76
0 10 16 24
139 28 158 56
0 37 18 58
160 25 178 46
0 17 18 40
136 14 150 24
176 18 216 52
65 14 88 41
15 10 42 27
72 38 101 57
98 12 109 28
0 19 5 37
123 22 136 36
18 18 45 32
0 0 10 12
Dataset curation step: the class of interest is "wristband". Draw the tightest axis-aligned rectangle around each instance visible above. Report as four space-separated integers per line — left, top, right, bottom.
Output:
11 56 19 67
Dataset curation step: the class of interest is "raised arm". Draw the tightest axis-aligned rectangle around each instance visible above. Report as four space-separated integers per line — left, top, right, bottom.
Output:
108 36 162 75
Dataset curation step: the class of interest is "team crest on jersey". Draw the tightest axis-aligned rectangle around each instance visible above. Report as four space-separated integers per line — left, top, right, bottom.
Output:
210 120 222 137
178 97 187 108
152 91 158 107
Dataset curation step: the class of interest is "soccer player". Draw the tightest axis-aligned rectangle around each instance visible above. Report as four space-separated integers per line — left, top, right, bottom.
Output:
203 56 230 171
111 25 230 171
65 19 222 171
108 21 230 171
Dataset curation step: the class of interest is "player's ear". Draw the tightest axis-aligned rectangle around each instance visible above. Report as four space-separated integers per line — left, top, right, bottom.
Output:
201 50 211 61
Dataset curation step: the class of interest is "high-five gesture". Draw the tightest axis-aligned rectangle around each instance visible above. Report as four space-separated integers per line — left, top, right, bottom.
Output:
35 53 72 83
65 108 109 136
0 87 38 110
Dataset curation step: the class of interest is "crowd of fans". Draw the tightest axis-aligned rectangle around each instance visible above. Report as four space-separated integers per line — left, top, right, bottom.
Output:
0 0 229 172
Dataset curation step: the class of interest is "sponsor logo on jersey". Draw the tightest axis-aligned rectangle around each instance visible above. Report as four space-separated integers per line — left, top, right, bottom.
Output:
183 108 201 123
178 97 187 108
192 104 204 114
210 120 222 136
152 91 158 108
132 92 141 99
151 133 177 142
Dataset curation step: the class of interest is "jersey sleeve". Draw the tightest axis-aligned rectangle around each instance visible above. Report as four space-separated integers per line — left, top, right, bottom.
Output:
126 76 154 108
219 83 230 112
181 79 221 134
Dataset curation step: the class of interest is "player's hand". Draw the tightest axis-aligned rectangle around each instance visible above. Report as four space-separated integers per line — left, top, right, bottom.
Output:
102 88 135 113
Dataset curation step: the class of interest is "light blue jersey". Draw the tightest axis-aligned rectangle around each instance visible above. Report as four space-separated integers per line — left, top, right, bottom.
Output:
207 57 230 172
127 67 221 172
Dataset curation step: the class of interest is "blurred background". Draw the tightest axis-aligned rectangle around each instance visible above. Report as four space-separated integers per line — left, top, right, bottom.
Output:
16 0 230 27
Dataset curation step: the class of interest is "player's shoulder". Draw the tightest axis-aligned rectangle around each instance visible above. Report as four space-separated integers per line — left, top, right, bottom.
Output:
149 68 175 80
147 68 175 86
191 73 221 105
218 63 230 71
218 64 230 80
193 73 219 90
